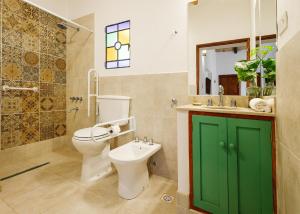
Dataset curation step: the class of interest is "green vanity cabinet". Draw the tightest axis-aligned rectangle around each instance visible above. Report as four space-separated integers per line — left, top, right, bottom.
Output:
192 115 273 214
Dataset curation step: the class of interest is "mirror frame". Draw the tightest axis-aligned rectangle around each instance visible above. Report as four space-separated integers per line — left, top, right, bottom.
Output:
195 34 277 95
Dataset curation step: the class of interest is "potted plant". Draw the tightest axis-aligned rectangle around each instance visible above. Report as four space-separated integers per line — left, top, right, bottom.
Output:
234 59 261 98
234 45 276 98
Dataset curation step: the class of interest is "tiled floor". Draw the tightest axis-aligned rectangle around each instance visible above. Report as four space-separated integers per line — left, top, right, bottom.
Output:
0 148 177 214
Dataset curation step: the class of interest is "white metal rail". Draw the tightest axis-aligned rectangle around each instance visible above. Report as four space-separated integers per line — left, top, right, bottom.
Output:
2 85 39 92
91 117 136 142
88 68 100 117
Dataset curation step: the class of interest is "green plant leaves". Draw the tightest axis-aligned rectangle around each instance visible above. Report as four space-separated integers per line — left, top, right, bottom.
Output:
262 58 276 82
234 59 260 82
235 45 276 83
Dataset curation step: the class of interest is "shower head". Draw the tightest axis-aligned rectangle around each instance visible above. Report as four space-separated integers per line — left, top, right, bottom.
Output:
57 22 80 31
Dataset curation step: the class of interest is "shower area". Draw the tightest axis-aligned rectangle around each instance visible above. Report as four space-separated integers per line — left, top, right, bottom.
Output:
0 0 95 179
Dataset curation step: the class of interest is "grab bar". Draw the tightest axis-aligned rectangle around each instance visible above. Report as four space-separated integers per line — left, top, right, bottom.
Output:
91 116 136 142
87 68 99 117
2 85 39 92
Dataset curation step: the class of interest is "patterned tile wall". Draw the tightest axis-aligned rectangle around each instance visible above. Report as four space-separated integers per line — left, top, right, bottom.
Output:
0 0 67 150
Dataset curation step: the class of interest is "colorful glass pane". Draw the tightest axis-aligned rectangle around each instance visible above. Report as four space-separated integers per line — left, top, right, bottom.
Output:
106 32 118 47
106 47 117 61
106 61 118 69
118 45 130 60
118 21 130 30
118 60 130 68
119 30 130 45
106 24 118 33
105 20 130 69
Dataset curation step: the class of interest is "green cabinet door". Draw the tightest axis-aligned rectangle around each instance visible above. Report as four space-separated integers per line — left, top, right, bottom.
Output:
192 116 228 214
227 118 273 214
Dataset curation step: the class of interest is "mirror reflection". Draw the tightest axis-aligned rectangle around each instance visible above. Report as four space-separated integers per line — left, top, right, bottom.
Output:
188 0 277 96
198 40 249 95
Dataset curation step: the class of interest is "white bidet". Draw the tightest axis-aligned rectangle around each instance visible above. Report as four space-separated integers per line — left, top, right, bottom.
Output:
109 140 161 199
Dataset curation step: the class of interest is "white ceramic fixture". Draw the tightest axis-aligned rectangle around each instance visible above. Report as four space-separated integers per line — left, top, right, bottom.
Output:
109 141 161 199
72 95 131 182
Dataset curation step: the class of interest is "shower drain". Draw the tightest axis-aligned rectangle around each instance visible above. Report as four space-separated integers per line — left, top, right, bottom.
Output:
161 193 174 203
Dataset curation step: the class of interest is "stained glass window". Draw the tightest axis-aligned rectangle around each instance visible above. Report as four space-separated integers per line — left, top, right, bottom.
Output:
105 20 130 69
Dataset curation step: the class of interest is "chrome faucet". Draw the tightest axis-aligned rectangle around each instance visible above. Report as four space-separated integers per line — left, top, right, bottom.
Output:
218 85 224 106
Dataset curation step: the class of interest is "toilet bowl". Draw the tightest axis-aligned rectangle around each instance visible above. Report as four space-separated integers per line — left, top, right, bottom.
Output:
109 141 161 199
72 127 112 182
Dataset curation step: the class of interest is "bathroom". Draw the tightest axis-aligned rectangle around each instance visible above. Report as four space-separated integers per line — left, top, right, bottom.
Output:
0 0 299 213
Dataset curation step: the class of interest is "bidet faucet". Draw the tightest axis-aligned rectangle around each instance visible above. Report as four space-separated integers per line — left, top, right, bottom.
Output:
218 85 224 106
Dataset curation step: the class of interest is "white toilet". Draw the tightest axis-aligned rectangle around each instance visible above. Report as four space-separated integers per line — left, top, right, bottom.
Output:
72 95 131 182
109 140 161 199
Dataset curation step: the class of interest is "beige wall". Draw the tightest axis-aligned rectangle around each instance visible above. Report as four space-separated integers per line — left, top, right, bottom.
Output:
100 72 189 180
66 14 96 146
276 31 300 213
277 0 300 49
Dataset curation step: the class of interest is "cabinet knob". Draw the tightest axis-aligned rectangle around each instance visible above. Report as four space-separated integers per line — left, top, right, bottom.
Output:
219 141 225 147
229 143 235 150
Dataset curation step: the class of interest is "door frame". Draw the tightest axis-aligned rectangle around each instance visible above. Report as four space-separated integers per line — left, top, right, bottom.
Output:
218 74 240 95
188 111 276 213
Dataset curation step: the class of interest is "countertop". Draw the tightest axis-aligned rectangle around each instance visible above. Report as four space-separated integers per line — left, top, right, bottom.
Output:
176 104 276 117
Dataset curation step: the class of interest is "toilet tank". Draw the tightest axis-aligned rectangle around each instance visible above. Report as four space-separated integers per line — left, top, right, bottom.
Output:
97 95 131 125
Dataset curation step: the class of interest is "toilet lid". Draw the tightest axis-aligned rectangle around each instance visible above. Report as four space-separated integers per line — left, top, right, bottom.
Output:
73 127 109 141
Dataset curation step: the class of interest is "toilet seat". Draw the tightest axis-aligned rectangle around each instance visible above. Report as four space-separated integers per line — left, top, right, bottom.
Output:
73 127 109 141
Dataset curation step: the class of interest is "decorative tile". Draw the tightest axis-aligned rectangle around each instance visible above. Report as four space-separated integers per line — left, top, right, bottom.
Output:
11 113 24 132
40 25 56 55
40 125 54 140
55 58 66 71
40 97 54 111
1 114 12 133
22 33 39 52
40 83 53 97
53 84 66 110
54 70 66 84
22 113 39 144
23 51 39 67
22 17 39 37
54 124 66 137
1 114 24 149
1 132 15 150
40 111 54 124
1 96 22 114
1 81 23 114
53 110 66 123
55 31 66 44
2 9 23 32
2 45 22 80
22 92 39 113
22 66 39 81
22 51 39 81
22 2 40 20
40 111 54 141
3 0 23 14
40 54 54 83
54 42 66 58
53 111 67 137
2 27 22 48
0 1 67 150
53 84 66 97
